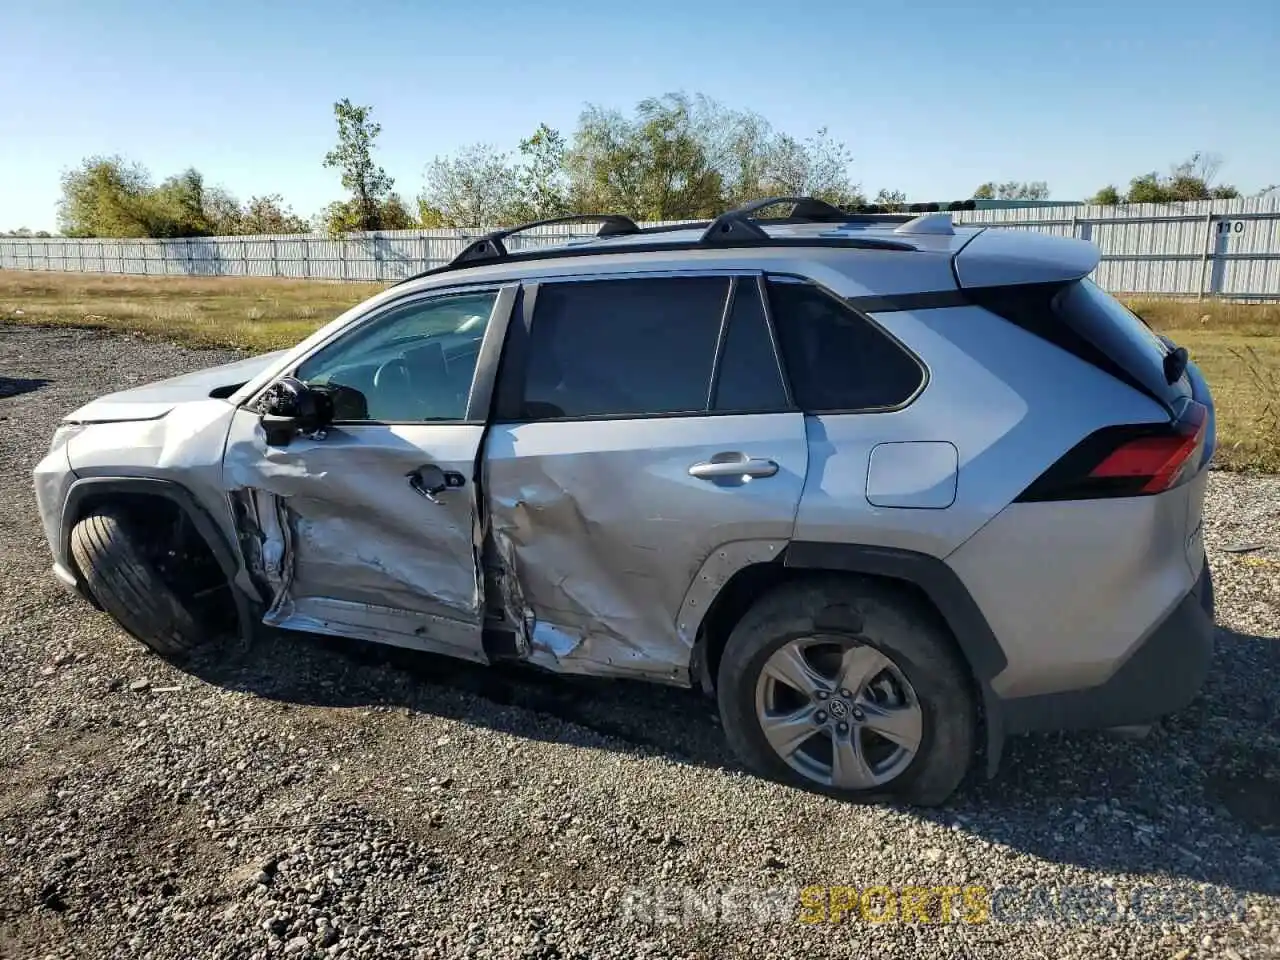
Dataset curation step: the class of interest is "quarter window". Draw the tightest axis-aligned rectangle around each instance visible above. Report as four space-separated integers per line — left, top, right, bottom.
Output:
766 279 923 412
712 281 790 412
295 291 497 422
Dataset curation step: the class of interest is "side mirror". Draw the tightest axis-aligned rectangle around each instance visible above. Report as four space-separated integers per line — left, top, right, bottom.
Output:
258 377 335 447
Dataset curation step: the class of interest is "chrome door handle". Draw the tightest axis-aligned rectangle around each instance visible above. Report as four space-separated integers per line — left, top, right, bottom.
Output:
688 454 779 481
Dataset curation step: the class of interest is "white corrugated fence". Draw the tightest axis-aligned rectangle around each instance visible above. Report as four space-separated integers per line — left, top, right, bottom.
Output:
2 200 1279 299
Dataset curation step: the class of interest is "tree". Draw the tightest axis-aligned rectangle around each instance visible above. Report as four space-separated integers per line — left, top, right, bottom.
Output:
1089 184 1122 205
323 98 396 232
872 189 908 211
972 180 1050 200
763 128 863 208
321 194 417 236
508 124 571 222
239 194 310 235
57 156 155 237
1092 152 1242 205
150 168 215 236
561 93 862 219
419 144 520 228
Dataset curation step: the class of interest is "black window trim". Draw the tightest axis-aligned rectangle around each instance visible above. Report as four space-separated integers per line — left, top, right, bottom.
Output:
491 271 801 425
762 272 931 416
252 282 520 428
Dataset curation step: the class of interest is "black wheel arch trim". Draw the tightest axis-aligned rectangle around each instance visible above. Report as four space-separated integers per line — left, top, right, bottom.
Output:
782 539 1008 776
59 476 256 645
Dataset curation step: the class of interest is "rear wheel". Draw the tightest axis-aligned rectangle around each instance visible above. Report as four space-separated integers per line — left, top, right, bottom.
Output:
70 504 223 658
716 577 975 806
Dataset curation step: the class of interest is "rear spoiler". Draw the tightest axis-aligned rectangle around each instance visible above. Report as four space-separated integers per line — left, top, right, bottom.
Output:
953 229 1101 288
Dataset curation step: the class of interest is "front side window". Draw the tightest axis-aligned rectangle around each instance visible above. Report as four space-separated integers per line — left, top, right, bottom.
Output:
520 276 729 419
295 291 497 422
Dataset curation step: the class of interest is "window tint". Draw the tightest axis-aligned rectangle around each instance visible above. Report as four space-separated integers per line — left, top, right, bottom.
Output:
522 277 728 419
295 291 496 422
766 279 923 412
713 281 789 412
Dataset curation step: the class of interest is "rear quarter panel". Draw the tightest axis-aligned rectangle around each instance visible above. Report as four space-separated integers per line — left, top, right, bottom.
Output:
793 304 1171 557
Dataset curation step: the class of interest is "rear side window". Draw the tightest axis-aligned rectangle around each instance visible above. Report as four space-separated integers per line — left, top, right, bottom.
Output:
521 277 728 419
765 279 924 412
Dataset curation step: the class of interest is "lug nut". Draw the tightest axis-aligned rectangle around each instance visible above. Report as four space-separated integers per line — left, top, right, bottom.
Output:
839 689 852 699
837 722 849 734
816 691 829 701
815 711 827 724
852 708 864 721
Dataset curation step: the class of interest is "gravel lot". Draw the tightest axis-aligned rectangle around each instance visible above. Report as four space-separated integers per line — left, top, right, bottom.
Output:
1 326 1277 960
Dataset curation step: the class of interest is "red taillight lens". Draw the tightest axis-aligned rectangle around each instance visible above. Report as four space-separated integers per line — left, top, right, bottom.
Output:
1089 403 1207 493
1016 402 1208 502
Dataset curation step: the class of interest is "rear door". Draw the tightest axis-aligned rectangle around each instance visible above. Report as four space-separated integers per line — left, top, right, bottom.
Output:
483 272 809 682
224 284 515 661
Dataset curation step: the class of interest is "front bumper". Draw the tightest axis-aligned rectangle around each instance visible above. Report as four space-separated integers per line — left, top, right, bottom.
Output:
1000 563 1215 735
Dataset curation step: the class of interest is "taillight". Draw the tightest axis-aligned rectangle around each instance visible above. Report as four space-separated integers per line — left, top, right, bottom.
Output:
1016 402 1208 502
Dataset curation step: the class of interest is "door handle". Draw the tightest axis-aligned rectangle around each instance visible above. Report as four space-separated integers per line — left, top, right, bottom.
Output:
407 466 465 504
688 454 780 481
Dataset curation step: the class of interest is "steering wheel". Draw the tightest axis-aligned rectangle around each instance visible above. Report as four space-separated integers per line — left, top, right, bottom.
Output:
372 358 416 419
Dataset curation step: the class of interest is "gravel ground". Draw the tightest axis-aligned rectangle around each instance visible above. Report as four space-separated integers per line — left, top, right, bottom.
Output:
1 325 1277 960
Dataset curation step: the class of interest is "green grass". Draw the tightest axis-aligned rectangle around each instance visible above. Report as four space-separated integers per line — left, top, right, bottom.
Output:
2 271 1277 471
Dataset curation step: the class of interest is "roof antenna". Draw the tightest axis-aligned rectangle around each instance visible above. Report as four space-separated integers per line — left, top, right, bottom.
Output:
893 212 955 236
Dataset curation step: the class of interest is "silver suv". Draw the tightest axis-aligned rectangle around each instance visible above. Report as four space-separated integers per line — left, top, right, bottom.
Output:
32 197 1217 806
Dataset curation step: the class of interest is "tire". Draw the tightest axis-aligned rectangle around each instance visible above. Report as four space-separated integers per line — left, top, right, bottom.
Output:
70 505 213 658
716 576 975 807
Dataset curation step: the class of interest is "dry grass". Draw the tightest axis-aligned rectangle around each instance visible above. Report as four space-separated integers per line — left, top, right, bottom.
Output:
2 272 1277 471
1129 298 1280 472
0 272 379 352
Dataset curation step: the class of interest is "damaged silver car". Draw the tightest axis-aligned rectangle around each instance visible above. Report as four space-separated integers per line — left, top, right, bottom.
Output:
33 197 1217 806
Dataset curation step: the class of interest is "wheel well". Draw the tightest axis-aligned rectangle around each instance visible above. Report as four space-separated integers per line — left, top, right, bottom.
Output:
696 563 978 697
695 559 1000 776
67 491 237 635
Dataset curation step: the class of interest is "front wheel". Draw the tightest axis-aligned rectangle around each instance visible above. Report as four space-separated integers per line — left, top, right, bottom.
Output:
70 505 218 658
716 577 975 807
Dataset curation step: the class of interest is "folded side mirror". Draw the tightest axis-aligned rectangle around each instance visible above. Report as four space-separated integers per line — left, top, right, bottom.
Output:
258 377 335 447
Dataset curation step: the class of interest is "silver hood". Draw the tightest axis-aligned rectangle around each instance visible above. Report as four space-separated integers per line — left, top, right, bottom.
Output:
64 350 288 423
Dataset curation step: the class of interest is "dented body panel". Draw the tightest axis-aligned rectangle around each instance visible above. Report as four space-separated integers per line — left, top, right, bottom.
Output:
482 413 808 682
223 408 488 661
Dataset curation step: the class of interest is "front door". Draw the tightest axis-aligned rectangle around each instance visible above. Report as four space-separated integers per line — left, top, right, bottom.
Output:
483 272 809 682
224 284 515 662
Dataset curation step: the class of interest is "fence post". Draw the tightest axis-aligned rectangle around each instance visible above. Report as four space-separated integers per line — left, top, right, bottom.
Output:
340 238 348 281
1198 213 1214 301
304 237 311 278
270 237 279 277
241 239 249 276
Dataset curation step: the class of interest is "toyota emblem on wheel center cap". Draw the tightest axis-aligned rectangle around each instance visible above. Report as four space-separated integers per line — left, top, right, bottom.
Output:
827 698 850 720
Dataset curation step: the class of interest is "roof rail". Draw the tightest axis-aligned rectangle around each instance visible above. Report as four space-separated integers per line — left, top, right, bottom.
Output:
448 213 641 268
393 199 922 286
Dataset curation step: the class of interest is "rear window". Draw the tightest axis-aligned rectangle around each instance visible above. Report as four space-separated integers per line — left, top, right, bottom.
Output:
1053 279 1188 402
972 279 1190 407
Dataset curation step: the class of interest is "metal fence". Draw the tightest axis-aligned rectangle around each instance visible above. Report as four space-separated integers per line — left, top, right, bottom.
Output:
3 199 1279 299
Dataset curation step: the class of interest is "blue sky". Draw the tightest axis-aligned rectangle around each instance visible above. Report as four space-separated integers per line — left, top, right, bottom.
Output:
2 0 1276 231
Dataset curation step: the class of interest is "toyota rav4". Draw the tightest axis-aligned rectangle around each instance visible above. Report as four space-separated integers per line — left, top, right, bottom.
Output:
32 197 1217 806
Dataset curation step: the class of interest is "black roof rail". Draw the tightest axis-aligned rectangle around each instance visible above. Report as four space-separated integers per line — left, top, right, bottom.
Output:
393 201 927 286
699 195 852 244
449 213 641 267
